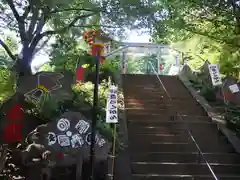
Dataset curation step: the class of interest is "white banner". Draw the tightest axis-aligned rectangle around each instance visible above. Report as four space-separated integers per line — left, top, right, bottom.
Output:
106 86 118 123
208 64 222 86
229 84 239 93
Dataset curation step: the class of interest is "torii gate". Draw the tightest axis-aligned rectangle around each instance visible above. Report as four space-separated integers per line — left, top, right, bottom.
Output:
105 42 183 74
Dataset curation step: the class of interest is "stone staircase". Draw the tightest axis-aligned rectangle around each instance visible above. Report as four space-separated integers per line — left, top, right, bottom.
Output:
122 74 240 180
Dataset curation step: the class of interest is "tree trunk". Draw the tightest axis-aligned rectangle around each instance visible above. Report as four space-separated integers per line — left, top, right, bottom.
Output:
15 55 33 89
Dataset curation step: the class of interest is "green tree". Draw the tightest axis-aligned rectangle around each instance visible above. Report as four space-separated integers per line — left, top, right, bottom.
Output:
151 0 240 77
0 0 159 78
0 34 17 102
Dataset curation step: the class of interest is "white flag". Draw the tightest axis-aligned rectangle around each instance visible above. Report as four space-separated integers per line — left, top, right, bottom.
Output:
106 86 118 123
229 84 239 93
208 64 222 86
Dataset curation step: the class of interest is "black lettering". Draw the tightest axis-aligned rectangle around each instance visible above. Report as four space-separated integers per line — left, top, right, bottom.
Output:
110 115 117 120
110 89 116 94
110 100 116 104
110 105 117 109
109 110 117 114
110 94 116 99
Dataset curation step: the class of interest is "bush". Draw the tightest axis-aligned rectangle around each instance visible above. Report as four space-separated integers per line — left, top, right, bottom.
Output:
200 87 216 102
224 104 240 136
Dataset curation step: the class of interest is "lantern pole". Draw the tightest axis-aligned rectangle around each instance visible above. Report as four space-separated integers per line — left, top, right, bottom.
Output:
83 29 107 180
90 46 101 180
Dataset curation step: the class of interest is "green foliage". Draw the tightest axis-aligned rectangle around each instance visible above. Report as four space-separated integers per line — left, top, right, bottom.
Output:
50 36 91 73
71 80 122 147
0 68 16 103
0 35 18 68
224 105 240 136
199 87 216 102
0 35 17 103
72 81 109 114
151 0 240 78
125 55 145 74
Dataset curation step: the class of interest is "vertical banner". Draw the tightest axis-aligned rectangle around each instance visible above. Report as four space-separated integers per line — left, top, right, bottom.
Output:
106 86 118 123
208 64 222 86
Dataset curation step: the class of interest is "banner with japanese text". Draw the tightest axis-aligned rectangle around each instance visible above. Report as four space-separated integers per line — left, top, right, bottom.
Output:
106 86 118 123
208 64 222 86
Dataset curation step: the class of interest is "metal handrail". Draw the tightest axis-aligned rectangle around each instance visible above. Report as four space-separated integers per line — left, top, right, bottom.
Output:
148 61 218 180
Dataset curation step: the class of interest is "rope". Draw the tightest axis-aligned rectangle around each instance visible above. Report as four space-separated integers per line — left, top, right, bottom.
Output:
148 61 218 180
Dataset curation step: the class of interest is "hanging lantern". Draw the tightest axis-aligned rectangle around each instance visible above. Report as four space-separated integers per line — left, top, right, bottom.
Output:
76 67 85 82
159 64 163 72
83 29 111 64
77 30 111 83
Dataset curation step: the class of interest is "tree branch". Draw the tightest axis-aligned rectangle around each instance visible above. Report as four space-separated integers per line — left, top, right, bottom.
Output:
27 7 39 40
0 39 15 60
43 12 97 36
185 11 235 28
50 7 100 14
184 27 240 48
29 12 96 54
6 0 27 44
32 13 46 36
22 5 31 19
5 0 20 21
73 24 119 28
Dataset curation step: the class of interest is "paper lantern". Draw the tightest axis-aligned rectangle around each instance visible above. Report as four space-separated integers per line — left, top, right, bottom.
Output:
76 67 85 82
159 64 163 71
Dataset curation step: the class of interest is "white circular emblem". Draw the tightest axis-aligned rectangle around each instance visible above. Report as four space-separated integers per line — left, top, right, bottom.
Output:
66 131 72 137
57 118 70 131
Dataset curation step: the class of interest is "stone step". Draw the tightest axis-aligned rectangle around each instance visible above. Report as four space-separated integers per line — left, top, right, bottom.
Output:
127 121 217 132
131 162 240 175
128 133 190 143
132 174 240 180
130 152 240 164
129 141 235 153
125 109 205 115
126 114 172 120
120 74 240 180
129 143 197 153
127 116 211 123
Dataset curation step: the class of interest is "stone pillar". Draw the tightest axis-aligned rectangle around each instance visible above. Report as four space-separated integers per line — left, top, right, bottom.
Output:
122 51 126 74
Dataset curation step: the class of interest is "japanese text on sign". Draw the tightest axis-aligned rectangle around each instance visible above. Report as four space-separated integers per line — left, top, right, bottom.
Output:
208 64 222 86
106 86 118 123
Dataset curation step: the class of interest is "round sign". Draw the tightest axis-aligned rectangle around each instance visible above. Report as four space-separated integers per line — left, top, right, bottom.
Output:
66 131 72 137
57 118 70 132
47 132 57 146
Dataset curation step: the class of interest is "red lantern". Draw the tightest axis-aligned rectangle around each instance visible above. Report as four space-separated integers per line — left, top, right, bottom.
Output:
159 64 163 72
76 67 85 82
